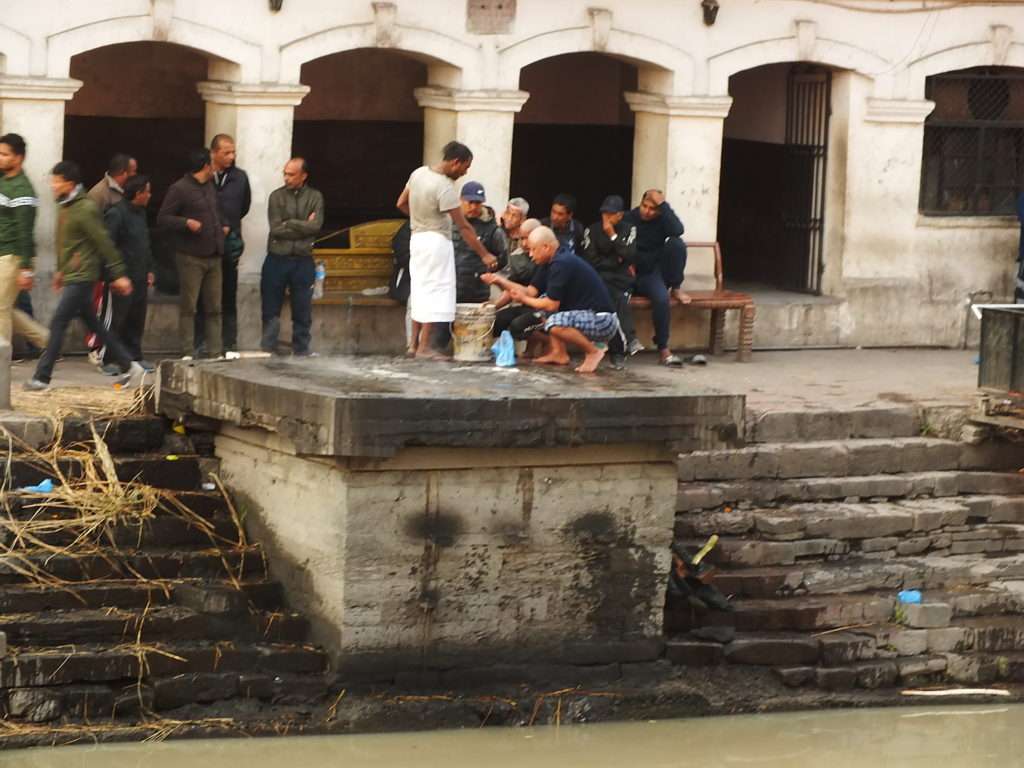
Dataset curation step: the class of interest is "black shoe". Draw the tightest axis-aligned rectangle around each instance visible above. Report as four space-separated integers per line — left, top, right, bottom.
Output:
609 353 626 370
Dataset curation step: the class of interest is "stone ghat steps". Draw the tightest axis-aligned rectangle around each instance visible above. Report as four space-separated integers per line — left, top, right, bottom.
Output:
746 405 924 444
677 437 1013 483
57 416 169 454
0 579 284 613
666 586 1024 634
676 470 1024 512
3 490 231 522
5 454 203 492
677 497 1024 542
4 671 331 723
0 545 267 584
0 605 310 648
1 513 241 550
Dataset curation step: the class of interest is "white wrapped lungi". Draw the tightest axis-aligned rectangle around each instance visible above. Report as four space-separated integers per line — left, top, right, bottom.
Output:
409 230 456 323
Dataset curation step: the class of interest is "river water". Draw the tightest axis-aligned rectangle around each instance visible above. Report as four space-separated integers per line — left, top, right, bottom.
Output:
6 706 1024 767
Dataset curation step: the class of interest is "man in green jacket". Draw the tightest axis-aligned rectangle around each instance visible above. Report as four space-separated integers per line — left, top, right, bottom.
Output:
24 162 144 391
260 157 324 355
0 133 49 351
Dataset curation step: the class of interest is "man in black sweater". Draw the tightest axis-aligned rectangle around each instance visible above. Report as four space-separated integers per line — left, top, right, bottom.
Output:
583 195 636 368
541 192 585 256
624 189 687 366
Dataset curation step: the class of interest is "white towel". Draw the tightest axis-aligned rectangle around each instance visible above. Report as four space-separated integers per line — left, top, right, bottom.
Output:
409 231 456 323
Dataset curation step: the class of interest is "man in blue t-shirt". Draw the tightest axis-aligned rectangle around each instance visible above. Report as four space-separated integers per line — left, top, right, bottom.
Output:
504 226 619 373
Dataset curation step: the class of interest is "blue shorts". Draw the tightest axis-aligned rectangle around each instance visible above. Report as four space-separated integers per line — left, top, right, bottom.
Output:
544 310 619 341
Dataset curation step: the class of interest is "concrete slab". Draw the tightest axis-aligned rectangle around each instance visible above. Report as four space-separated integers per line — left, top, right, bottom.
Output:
156 356 745 457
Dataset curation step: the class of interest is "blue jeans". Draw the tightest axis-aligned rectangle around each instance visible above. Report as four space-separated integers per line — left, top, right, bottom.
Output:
260 253 315 354
635 237 688 351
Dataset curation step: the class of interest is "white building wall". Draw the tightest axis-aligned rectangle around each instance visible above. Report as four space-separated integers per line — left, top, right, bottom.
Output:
0 0 1021 348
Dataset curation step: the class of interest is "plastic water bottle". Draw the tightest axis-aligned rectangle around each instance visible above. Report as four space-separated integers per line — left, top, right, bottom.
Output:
313 260 326 300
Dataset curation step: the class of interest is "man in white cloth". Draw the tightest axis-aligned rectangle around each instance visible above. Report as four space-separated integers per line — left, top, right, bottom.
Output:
396 141 496 359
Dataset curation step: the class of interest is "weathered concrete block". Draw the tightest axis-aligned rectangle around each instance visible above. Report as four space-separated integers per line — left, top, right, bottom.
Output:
862 537 899 553
909 472 960 498
174 584 249 615
665 640 723 666
677 509 754 537
715 539 797 567
959 440 1024 471
680 446 780 481
691 625 736 644
897 537 932 556
848 407 920 439
886 629 928 656
676 484 724 512
774 666 815 687
896 656 947 679
944 654 999 684
816 666 857 691
903 603 953 629
0 631 5 658
793 539 848 558
959 472 1024 495
776 442 849 480
753 512 806 537
846 439 900 476
855 660 899 689
927 627 972 653
724 636 819 666
6 688 63 722
819 632 874 665
900 439 962 473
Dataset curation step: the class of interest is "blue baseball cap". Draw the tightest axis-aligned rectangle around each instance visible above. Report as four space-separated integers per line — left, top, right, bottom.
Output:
461 181 486 202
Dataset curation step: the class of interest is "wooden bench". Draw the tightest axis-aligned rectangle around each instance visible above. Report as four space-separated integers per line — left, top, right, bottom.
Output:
629 241 755 362
312 219 405 306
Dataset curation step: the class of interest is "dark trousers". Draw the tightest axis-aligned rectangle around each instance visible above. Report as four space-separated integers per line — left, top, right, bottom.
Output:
494 305 546 341
34 282 132 384
609 287 636 344
177 252 223 358
261 253 315 354
194 245 241 353
635 237 688 350
105 275 148 366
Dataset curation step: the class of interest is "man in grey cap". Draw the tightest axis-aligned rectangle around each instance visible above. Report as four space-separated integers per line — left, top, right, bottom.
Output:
583 195 637 367
452 180 506 303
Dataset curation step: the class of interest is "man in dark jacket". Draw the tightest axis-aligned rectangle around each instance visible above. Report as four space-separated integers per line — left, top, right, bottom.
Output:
583 195 637 367
196 133 251 354
261 157 324 355
157 148 225 358
103 174 154 373
541 193 585 255
452 181 506 303
624 189 687 366
24 162 143 391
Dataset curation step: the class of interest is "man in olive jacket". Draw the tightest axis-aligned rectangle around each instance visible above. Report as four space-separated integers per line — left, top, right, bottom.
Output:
261 157 324 355
157 148 225 358
25 162 143 390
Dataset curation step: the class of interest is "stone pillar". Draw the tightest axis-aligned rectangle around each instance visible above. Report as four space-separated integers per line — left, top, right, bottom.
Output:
625 93 733 242
415 87 529 210
0 76 83 274
197 82 310 278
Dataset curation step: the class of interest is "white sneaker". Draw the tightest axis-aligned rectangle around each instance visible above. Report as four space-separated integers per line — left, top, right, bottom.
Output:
627 339 645 356
115 361 147 389
87 349 102 368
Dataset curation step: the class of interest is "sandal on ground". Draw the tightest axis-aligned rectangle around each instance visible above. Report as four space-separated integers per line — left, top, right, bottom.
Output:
660 353 684 367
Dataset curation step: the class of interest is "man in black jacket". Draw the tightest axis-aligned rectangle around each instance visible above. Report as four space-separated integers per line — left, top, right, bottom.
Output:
624 189 687 366
196 133 251 354
103 174 154 372
157 148 225 358
583 195 636 367
541 193 585 255
452 181 506 303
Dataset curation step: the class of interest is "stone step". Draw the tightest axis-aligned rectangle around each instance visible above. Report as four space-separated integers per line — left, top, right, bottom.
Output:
7 454 202 492
711 553 1024 598
676 471 1024 511
0 605 309 648
0 641 329 688
774 656 949 690
58 415 169 454
0 579 284 613
1 513 241 550
0 546 267 584
3 489 232 523
678 437 966 483
745 405 921 444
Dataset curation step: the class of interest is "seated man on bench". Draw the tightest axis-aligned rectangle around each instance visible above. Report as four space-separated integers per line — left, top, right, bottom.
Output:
624 189 687 367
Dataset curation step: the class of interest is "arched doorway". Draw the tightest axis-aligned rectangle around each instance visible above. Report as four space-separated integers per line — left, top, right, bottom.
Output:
717 62 835 293
510 53 636 226
291 49 427 231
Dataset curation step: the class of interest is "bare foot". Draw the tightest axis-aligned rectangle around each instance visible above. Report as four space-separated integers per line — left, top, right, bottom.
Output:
405 346 417 358
673 288 692 305
415 350 451 361
534 352 570 366
575 346 606 373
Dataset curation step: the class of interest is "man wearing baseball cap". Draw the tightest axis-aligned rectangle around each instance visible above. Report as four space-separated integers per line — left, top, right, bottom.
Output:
582 194 637 368
452 180 507 303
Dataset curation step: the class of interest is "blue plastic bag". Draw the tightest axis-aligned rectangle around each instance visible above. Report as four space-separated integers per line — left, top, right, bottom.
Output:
898 589 922 604
20 478 54 493
491 330 516 367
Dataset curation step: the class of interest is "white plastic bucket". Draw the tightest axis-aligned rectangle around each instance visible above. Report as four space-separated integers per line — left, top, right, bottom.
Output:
452 302 496 362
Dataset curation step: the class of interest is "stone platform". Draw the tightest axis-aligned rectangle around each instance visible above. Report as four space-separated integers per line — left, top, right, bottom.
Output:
155 356 744 677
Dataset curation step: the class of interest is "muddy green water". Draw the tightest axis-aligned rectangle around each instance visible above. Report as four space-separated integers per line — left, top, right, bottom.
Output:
6 706 1024 767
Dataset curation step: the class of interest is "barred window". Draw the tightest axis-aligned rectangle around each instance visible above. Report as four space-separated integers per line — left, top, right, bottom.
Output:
919 67 1024 216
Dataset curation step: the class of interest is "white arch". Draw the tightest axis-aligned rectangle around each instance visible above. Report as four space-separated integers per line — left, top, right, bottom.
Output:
497 27 692 93
46 15 261 81
279 24 477 87
0 23 31 76
707 36 893 96
905 41 1024 98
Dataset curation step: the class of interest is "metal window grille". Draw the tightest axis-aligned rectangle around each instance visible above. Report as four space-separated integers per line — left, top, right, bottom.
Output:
920 67 1024 216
